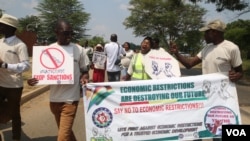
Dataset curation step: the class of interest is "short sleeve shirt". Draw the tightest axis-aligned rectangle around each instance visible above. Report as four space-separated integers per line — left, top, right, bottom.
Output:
49 43 89 102
104 42 125 72
197 40 242 74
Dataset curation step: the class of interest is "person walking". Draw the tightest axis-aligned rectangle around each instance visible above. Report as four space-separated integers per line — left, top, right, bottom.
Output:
0 13 30 141
120 42 134 80
104 34 126 82
170 19 243 141
27 19 90 141
91 44 106 83
83 40 93 61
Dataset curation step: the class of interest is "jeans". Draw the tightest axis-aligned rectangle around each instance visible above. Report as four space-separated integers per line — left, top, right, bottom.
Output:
107 71 121 82
50 101 79 141
0 86 23 140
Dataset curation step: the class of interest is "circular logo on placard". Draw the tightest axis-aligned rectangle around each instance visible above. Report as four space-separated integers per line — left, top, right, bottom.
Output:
92 107 113 128
204 106 237 136
40 48 65 69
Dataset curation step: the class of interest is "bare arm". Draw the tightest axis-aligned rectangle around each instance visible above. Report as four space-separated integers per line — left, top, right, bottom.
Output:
169 42 201 69
80 71 89 85
229 65 243 82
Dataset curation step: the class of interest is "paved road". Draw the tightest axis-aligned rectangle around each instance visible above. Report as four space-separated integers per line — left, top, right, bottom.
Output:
1 68 249 141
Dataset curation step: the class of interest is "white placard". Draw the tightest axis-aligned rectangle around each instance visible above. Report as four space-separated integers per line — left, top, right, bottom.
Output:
144 50 181 79
32 45 74 85
92 51 106 69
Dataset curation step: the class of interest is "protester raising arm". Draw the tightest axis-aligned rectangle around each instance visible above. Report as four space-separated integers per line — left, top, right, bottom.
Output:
169 41 201 69
169 19 243 83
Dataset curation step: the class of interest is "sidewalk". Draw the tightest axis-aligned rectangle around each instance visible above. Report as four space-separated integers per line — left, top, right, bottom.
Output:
21 85 50 105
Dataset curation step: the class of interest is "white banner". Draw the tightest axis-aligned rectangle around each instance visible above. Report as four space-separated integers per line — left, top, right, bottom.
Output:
84 73 241 141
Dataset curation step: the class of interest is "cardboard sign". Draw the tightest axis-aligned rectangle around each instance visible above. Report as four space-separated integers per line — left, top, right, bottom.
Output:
144 50 181 79
32 45 74 85
92 51 106 69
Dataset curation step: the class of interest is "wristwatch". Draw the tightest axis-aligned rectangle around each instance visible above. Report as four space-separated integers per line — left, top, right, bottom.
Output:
1 62 8 69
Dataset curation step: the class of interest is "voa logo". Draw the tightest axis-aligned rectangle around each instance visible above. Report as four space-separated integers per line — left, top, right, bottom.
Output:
226 129 246 136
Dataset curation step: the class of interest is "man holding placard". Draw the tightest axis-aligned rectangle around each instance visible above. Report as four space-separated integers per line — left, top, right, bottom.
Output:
28 19 89 141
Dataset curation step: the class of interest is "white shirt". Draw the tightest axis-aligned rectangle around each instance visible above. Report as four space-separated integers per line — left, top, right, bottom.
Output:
152 47 166 52
0 35 30 88
2 36 30 73
49 42 89 102
197 40 242 74
104 42 126 72
84 46 93 54
121 49 134 68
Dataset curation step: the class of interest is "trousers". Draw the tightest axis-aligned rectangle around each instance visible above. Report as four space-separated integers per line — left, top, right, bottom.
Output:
50 101 79 141
0 86 23 140
107 71 121 82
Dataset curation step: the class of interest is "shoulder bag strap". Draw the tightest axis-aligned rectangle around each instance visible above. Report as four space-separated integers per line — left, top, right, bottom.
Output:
116 43 120 57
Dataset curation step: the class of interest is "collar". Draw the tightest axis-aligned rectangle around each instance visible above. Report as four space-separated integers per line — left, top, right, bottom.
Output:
4 35 16 44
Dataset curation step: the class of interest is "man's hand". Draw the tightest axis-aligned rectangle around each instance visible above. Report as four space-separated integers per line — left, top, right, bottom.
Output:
27 78 39 86
80 73 89 85
229 70 243 82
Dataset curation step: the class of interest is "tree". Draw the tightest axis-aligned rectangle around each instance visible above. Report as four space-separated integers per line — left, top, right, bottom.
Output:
18 15 49 45
225 19 250 59
0 9 3 38
78 36 106 48
189 0 249 13
124 0 206 50
18 16 41 32
35 0 90 43
0 9 3 17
